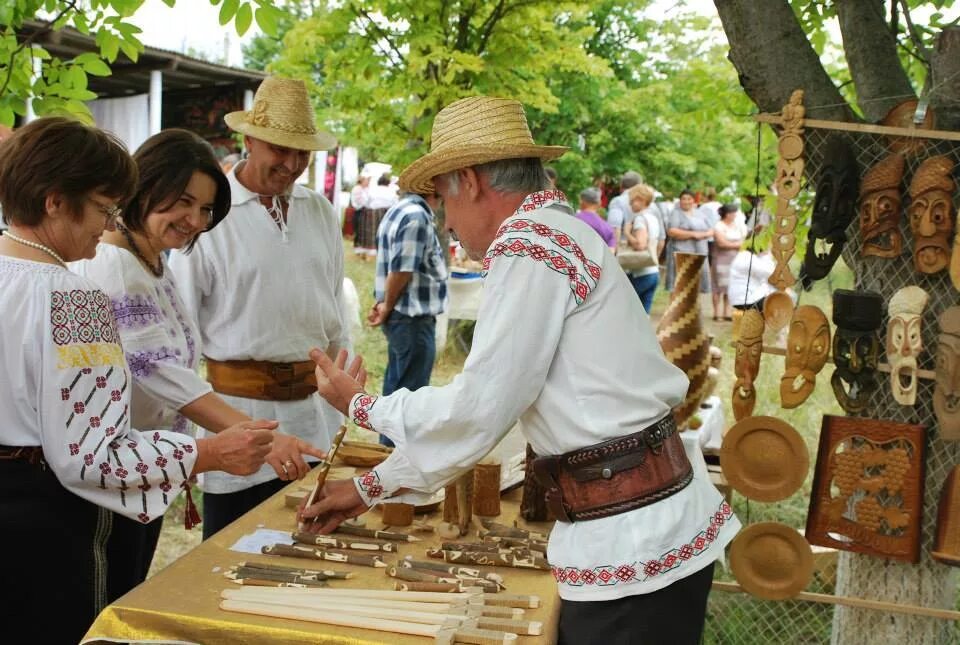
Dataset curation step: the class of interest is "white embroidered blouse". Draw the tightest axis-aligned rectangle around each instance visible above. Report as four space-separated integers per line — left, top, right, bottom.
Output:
346 191 740 601
0 256 198 523
71 243 212 434
168 164 350 494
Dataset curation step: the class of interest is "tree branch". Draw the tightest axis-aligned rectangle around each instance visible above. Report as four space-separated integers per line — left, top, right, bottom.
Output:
352 5 406 67
897 0 931 64
0 0 80 100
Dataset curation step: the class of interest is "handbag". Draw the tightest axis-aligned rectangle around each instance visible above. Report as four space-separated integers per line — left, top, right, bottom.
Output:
617 241 657 271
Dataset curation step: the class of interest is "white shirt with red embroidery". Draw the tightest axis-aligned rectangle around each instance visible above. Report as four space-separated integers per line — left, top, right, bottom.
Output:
0 256 198 523
168 163 350 494
348 191 740 601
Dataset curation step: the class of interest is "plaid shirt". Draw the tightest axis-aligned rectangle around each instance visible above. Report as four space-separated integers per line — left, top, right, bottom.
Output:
374 195 448 317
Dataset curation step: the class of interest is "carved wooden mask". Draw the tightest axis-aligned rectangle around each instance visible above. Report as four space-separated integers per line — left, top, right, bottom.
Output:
801 138 859 287
908 155 956 274
886 286 929 406
733 309 765 421
935 307 960 441
781 305 830 408
860 153 905 259
831 290 883 414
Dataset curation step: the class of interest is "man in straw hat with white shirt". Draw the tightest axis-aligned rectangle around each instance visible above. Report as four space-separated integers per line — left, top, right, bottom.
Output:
299 96 740 644
170 76 351 538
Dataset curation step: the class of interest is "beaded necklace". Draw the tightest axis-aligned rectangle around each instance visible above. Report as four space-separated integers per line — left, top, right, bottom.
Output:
2 230 67 267
118 222 163 278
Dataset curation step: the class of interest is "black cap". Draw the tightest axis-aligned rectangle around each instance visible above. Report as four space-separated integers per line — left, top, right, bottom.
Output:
832 289 883 330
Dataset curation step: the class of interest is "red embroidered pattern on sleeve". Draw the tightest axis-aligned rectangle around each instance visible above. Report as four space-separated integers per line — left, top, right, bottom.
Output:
351 394 378 430
482 219 602 305
551 500 734 587
356 470 384 503
51 289 119 345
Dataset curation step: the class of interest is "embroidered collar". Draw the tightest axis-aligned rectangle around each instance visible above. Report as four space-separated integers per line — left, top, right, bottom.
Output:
511 190 570 218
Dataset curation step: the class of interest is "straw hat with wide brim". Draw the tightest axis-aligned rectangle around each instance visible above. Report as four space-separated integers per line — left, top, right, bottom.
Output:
224 77 336 152
730 522 814 600
398 96 568 194
721 415 809 502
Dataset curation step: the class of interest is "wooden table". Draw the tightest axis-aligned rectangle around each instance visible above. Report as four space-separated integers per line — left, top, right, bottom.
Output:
82 468 559 644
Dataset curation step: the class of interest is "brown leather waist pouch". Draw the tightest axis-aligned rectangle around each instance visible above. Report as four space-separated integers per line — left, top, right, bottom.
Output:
532 415 693 523
205 357 318 401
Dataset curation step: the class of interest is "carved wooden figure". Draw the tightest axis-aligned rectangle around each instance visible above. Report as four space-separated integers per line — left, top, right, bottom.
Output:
860 153 905 258
831 290 883 413
806 415 925 563
934 306 960 441
769 89 805 291
887 285 929 406
909 155 956 274
781 305 830 409
733 309 765 421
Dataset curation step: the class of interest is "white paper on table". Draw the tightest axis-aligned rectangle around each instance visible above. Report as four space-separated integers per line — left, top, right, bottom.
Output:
228 529 295 554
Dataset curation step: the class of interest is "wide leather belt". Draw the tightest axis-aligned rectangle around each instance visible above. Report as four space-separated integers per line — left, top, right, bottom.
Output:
0 445 47 468
205 357 318 401
532 415 693 523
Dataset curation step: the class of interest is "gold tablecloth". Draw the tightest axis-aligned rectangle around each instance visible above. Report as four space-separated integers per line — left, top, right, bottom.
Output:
82 468 559 644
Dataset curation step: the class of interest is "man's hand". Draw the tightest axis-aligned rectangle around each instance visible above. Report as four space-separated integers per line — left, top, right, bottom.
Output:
309 348 367 416
367 302 389 327
199 419 277 475
267 433 327 481
297 478 370 534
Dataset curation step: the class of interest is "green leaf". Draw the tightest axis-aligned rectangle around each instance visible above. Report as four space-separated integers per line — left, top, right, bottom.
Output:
96 30 120 62
63 65 88 90
0 104 14 127
254 5 279 36
219 0 239 26
235 2 253 36
76 53 112 76
161 0 176 6
118 38 139 62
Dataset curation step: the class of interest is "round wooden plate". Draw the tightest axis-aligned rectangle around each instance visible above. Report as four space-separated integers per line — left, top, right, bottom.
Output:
730 522 813 600
336 442 392 468
763 291 794 332
721 415 809 502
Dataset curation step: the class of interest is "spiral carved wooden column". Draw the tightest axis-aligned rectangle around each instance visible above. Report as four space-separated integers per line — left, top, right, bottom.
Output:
656 252 711 428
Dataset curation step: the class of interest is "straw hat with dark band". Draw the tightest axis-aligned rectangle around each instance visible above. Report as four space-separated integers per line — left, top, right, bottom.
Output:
224 77 336 152
398 96 568 194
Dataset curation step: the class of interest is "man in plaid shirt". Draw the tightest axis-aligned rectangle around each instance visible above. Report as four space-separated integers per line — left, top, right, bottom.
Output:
369 192 448 446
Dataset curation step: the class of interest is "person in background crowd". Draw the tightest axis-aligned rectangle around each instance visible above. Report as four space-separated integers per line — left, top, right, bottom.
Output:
71 129 324 599
0 116 276 644
359 173 399 259
665 189 713 292
169 76 351 540
299 95 738 645
369 190 448 448
709 203 747 321
698 187 722 227
623 183 664 313
350 174 371 257
574 186 616 250
744 194 771 234
605 170 643 247
545 166 558 190
727 240 777 311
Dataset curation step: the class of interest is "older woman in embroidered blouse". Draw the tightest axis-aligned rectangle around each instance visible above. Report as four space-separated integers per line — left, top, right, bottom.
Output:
72 129 326 600
0 118 278 644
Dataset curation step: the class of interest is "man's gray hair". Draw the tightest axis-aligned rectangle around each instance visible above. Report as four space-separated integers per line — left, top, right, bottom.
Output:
579 187 601 205
621 171 643 190
438 158 549 196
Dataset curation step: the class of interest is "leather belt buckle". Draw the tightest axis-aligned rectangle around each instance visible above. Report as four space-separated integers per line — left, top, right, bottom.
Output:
645 423 666 455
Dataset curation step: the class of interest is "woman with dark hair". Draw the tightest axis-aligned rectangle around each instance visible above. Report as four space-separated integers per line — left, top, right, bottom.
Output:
0 118 276 643
71 129 323 601
665 188 713 292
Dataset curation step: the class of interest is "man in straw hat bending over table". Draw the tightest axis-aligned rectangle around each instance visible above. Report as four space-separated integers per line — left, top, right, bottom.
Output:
299 96 740 644
170 77 350 539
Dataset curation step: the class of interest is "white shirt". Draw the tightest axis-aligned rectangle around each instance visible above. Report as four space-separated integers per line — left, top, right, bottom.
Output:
606 192 630 234
367 184 398 210
630 209 663 277
350 184 369 210
71 244 212 434
168 164 350 494
727 250 777 306
0 256 197 522
345 192 739 601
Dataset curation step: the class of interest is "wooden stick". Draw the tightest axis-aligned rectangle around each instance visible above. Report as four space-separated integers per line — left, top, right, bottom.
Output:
292 531 397 552
397 581 470 593
230 578 314 588
261 543 386 568
478 521 548 541
220 599 518 644
753 112 960 142
238 560 353 580
712 581 960 621
298 424 349 531
739 343 938 380
402 557 504 584
226 568 328 587
336 524 421 542
429 548 551 571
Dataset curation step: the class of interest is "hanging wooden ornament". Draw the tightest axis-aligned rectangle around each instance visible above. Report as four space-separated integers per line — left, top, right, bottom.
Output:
721 416 809 502
762 291 795 333
934 306 960 441
908 155 956 275
932 465 960 566
831 289 883 414
730 521 814 600
806 415 925 563
768 89 804 292
781 305 830 409
860 153 906 259
882 98 935 157
732 309 764 421
887 285 929 406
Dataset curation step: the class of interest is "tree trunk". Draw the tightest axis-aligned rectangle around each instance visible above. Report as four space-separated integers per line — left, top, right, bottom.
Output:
713 0 856 122
930 27 960 131
835 0 916 121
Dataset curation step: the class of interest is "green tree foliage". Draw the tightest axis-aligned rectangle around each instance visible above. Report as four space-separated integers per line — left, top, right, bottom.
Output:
0 0 286 125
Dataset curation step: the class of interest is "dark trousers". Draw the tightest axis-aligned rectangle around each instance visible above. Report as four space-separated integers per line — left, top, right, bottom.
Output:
1 458 113 644
558 561 715 645
629 272 660 313
202 477 288 540
107 512 164 602
379 312 437 447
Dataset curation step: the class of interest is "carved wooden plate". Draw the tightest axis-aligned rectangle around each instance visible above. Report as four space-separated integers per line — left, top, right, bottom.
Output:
730 522 813 600
763 291 794 332
721 416 809 502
